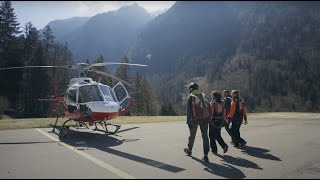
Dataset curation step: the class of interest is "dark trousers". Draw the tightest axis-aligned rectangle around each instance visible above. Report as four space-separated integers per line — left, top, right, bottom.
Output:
224 121 234 142
209 123 227 153
188 121 210 155
231 121 246 146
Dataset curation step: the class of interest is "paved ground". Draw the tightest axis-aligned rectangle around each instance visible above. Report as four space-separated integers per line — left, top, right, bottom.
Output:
0 113 320 179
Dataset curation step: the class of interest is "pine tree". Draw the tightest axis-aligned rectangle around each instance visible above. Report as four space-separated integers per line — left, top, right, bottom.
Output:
21 22 38 113
0 1 21 62
29 42 51 117
132 72 142 115
131 72 158 116
140 75 157 115
0 1 22 110
42 25 55 54
23 22 38 59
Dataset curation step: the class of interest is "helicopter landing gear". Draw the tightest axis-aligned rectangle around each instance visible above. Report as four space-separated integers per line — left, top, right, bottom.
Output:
75 122 89 129
104 122 121 135
51 113 65 133
59 126 67 138
93 120 121 135
58 119 73 138
50 113 73 138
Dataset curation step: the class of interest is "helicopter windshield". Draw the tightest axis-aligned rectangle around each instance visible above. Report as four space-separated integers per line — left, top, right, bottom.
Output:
78 85 104 103
99 85 117 102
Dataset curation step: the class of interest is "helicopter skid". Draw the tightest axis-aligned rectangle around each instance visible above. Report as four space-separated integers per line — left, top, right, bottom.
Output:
50 116 121 138
93 121 121 135
49 119 73 138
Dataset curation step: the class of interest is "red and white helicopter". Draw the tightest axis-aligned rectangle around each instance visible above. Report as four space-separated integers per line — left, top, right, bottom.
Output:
0 62 147 137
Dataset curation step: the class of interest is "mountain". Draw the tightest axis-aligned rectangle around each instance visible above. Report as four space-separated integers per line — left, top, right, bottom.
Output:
128 1 320 112
45 17 90 41
128 1 241 74
150 8 168 18
54 3 152 62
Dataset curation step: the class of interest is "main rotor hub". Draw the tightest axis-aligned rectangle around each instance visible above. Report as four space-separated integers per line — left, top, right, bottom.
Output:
69 77 94 85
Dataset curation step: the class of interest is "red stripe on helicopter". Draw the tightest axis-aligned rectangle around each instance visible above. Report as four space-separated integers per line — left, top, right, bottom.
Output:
91 112 119 120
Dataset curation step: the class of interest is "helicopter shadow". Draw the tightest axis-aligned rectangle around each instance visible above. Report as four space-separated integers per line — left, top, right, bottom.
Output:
239 145 282 161
59 127 186 173
216 154 263 170
191 156 246 179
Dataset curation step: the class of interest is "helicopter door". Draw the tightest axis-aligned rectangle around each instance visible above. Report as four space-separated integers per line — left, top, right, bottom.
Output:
112 82 131 110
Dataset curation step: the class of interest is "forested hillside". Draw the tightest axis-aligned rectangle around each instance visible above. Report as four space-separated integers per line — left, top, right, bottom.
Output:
129 1 320 113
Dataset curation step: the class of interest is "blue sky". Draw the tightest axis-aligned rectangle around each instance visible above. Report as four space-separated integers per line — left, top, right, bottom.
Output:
12 1 175 30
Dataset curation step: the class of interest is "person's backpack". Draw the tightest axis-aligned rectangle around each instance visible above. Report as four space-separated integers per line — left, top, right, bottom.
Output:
233 98 245 124
212 100 225 127
235 98 244 114
213 100 225 118
190 94 211 120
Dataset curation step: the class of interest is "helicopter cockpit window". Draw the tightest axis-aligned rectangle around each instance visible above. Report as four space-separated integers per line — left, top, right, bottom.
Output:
78 85 104 103
67 88 77 103
99 85 116 102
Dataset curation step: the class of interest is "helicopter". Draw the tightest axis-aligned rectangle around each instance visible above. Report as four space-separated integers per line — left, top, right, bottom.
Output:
0 62 147 137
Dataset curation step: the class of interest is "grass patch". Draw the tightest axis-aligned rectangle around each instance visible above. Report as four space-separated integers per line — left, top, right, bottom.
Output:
0 112 319 130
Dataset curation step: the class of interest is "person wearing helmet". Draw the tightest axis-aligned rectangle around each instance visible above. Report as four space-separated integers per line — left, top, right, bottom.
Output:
223 90 234 144
227 90 248 148
209 91 228 155
184 82 211 162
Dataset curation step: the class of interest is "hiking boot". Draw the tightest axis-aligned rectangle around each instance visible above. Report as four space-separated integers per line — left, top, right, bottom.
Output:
184 148 192 156
202 155 209 163
241 141 247 147
223 145 229 153
233 143 240 148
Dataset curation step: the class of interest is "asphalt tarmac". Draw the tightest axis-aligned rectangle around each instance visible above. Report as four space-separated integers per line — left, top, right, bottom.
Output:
0 113 320 179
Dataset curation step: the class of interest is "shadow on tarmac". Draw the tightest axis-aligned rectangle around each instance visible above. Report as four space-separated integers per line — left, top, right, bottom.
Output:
59 127 186 173
240 145 282 161
191 156 246 179
216 154 263 170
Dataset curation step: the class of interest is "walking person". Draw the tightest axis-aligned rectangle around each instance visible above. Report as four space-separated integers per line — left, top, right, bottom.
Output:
184 83 211 162
223 90 234 144
227 90 248 148
209 91 228 155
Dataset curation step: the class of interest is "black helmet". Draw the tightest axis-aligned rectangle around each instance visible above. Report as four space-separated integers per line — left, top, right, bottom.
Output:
189 83 199 93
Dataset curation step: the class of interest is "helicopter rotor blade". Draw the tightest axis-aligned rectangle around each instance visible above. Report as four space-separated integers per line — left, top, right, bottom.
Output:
85 62 147 70
0 65 71 71
0 62 147 71
87 69 133 87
